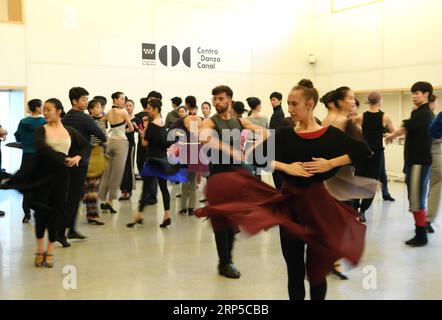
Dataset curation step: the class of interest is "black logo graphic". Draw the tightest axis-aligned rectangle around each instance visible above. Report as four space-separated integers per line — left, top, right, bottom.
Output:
142 44 190 68
142 43 156 60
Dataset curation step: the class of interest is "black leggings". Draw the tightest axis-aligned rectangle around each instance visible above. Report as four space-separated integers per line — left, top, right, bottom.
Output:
121 144 135 193
354 150 382 212
139 175 170 212
279 227 327 300
33 169 69 242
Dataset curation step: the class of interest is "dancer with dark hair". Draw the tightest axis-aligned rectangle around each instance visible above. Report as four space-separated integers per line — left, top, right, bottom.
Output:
196 80 372 299
427 95 440 233
174 96 208 216
84 99 107 225
14 98 46 223
119 99 140 201
166 97 182 129
198 85 270 279
134 92 162 204
2 98 88 267
246 97 268 128
201 102 212 120
127 99 179 229
386 81 435 247
58 87 107 247
135 97 149 176
269 91 285 190
352 92 395 222
98 92 134 213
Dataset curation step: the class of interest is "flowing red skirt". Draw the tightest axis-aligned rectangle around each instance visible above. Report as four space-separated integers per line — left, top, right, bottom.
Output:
195 168 366 284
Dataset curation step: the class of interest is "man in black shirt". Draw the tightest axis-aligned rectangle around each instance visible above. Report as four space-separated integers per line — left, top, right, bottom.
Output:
386 81 435 247
269 92 285 190
165 97 182 129
58 87 107 247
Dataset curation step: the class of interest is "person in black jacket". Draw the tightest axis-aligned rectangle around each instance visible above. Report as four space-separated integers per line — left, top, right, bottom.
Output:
58 87 107 247
386 81 435 247
1 99 88 267
269 92 285 190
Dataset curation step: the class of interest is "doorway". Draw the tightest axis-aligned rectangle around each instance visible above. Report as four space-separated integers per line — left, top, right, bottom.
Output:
0 87 26 174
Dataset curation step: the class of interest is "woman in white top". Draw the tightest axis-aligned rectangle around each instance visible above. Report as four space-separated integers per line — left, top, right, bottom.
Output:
2 98 88 268
98 92 134 213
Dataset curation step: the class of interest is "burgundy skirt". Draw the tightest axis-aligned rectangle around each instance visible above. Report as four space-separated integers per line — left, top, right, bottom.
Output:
195 168 366 284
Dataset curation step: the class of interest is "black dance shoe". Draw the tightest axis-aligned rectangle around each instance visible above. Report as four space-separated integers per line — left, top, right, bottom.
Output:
67 231 87 240
218 263 241 279
126 218 144 228
179 209 188 216
0 210 5 217
331 267 349 280
101 203 117 214
159 218 171 228
382 194 395 201
405 226 428 247
188 208 194 216
108 205 117 214
56 235 71 248
87 219 105 225
199 199 208 203
426 222 435 234
22 214 31 223
359 211 366 223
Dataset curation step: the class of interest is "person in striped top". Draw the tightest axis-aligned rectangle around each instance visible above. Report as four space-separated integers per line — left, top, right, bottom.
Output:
83 99 108 225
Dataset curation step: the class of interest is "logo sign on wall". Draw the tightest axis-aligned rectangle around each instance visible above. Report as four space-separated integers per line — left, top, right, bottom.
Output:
142 43 221 70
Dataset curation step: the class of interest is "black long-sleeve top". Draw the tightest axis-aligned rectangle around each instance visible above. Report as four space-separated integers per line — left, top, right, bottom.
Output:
1 125 89 192
269 105 285 130
144 123 173 159
403 103 434 166
275 126 372 188
62 109 107 166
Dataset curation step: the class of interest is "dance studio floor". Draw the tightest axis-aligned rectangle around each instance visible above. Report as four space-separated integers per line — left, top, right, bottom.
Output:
0 176 441 300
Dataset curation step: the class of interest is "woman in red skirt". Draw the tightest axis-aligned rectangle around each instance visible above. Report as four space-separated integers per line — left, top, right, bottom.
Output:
196 79 373 300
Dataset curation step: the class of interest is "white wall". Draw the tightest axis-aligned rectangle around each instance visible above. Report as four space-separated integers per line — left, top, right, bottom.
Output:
313 0 442 175
313 0 442 92
0 0 315 120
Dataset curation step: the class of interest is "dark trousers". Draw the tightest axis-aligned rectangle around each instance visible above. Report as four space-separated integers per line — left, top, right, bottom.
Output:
121 144 135 193
214 228 235 266
34 169 69 242
59 165 88 235
136 143 147 174
272 171 283 190
137 143 158 200
379 150 390 197
139 175 170 212
279 227 327 300
19 153 38 216
353 150 382 212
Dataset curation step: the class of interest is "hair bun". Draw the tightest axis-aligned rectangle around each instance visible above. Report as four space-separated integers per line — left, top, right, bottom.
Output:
298 79 314 89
